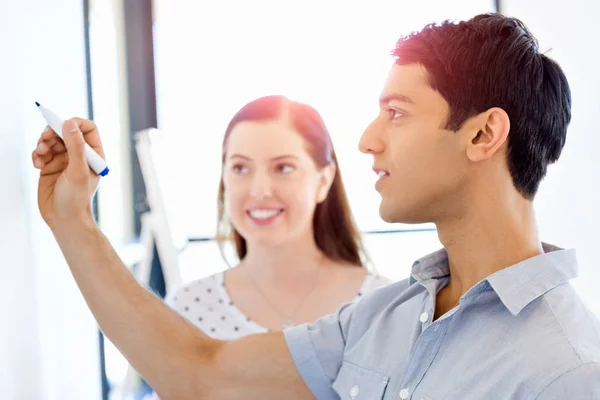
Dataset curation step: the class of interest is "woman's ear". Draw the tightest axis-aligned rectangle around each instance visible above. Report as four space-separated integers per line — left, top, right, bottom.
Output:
316 163 336 203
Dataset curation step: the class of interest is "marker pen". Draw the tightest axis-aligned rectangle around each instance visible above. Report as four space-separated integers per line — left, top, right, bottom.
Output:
35 102 109 176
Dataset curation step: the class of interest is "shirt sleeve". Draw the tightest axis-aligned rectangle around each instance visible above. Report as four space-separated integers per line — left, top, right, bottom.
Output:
534 362 600 399
283 301 356 400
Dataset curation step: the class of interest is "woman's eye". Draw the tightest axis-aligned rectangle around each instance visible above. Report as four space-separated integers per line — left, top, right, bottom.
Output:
278 164 295 174
232 164 248 174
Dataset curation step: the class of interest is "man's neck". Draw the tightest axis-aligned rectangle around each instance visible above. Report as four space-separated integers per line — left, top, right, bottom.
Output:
434 193 543 316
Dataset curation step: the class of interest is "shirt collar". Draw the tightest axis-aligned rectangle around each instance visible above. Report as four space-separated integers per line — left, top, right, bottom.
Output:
409 249 450 285
486 244 578 315
409 244 578 316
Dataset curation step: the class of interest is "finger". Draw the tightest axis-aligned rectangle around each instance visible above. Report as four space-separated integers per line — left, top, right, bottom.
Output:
35 141 49 155
35 136 63 156
51 140 66 153
39 152 69 176
33 143 64 168
32 132 68 169
38 151 55 165
32 149 56 169
70 117 105 158
62 119 89 184
41 125 60 141
32 151 43 169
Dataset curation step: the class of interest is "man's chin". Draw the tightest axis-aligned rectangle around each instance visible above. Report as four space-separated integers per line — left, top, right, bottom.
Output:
378 202 402 223
379 202 429 225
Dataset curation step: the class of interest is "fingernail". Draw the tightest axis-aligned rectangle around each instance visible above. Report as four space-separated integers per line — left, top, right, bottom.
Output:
43 125 50 132
64 120 79 133
34 159 42 168
37 143 45 151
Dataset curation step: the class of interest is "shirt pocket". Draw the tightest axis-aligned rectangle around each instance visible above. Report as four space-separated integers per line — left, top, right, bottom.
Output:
332 361 389 400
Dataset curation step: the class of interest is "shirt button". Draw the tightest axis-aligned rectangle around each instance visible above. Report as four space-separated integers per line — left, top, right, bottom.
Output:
350 384 359 398
399 388 410 399
419 312 429 323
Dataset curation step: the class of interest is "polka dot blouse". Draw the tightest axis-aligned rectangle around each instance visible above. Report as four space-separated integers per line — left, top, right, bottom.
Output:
165 271 391 341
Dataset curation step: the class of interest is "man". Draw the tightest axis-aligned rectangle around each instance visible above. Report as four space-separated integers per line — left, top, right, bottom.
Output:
32 13 599 399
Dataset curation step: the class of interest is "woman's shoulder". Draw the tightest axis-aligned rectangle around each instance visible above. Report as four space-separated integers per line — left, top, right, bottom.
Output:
359 271 394 295
165 270 265 340
164 272 224 307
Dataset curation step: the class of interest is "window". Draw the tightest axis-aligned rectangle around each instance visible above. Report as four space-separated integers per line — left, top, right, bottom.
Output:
152 0 496 239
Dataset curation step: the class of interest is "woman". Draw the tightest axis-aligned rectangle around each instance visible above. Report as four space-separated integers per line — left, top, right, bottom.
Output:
166 95 390 338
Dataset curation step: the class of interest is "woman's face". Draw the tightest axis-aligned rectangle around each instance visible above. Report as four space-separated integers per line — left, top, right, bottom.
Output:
222 118 334 248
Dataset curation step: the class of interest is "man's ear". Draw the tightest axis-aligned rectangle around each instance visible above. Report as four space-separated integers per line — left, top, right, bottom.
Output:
316 163 336 203
465 107 510 162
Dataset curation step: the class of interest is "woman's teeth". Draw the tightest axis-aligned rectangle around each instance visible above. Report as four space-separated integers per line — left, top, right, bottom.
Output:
248 209 280 219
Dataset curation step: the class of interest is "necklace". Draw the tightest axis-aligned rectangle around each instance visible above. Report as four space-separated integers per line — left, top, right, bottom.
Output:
243 258 323 328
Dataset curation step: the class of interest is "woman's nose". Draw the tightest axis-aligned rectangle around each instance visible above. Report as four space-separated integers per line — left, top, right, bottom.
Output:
249 173 273 200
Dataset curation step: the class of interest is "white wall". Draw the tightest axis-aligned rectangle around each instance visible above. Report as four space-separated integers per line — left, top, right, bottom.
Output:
502 0 600 315
0 6 43 396
0 0 101 398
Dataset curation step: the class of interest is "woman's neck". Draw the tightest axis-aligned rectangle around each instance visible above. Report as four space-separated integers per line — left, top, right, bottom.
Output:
239 236 327 287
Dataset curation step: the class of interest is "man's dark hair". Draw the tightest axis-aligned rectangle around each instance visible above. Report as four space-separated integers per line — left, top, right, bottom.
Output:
393 13 571 199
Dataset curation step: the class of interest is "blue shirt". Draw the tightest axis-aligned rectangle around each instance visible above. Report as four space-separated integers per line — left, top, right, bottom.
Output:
284 245 600 399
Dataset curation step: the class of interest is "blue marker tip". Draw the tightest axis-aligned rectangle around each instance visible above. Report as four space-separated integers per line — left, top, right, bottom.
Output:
35 101 40 107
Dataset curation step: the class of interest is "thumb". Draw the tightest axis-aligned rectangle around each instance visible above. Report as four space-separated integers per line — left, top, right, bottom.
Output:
62 119 88 183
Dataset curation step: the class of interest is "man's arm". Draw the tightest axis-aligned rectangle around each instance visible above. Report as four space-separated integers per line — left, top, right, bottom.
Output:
53 221 313 400
31 119 322 399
